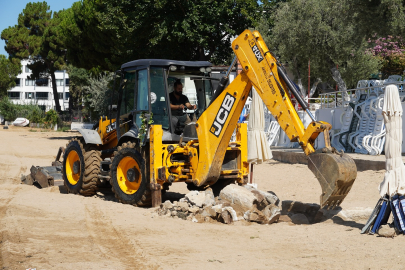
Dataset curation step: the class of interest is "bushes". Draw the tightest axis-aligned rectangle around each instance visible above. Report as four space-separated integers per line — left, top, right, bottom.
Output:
0 97 52 124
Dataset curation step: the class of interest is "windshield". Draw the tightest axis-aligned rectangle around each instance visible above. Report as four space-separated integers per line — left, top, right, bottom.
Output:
167 72 214 116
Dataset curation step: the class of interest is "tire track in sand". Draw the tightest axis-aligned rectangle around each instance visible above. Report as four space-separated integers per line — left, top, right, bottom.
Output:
0 186 22 269
84 203 160 270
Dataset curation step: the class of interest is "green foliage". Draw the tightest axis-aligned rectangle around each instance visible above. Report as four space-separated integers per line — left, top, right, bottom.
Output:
82 72 114 119
0 55 21 97
60 0 264 70
43 109 59 126
138 112 154 142
66 64 91 112
271 0 382 89
0 97 44 122
1 2 67 112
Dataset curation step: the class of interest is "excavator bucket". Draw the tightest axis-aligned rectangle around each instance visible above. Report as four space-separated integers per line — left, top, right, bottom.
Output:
307 152 357 209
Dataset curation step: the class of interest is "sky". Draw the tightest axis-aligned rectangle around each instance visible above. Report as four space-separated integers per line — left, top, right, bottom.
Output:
0 0 77 56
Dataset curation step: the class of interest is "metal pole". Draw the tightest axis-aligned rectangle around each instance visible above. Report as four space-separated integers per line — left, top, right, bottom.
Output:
308 59 310 99
63 69 66 111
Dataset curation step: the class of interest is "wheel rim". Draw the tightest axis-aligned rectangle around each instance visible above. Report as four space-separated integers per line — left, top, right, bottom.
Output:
117 156 141 194
66 150 81 185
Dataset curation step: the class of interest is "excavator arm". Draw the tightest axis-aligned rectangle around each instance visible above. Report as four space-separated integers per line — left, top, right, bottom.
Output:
193 30 357 209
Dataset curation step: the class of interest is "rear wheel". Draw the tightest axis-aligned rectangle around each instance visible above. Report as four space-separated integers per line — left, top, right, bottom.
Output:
62 138 101 196
110 142 151 206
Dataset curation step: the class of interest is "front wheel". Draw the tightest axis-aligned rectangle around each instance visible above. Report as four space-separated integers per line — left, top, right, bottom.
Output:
110 142 151 206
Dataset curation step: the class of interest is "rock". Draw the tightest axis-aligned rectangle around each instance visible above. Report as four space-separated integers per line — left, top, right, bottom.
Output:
278 215 292 223
161 200 173 210
204 188 216 207
177 201 189 212
378 224 396 238
185 191 206 207
192 217 198 223
243 210 251 220
250 190 269 210
244 185 279 206
201 206 217 218
187 214 194 221
177 212 188 220
188 206 200 214
194 214 205 223
281 200 321 223
220 210 233 224
21 174 34 185
219 184 257 211
223 207 238 222
263 204 281 224
247 209 267 224
212 204 223 214
290 213 309 225
171 210 177 217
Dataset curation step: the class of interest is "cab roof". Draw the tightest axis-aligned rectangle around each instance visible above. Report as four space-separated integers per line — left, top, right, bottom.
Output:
121 59 212 70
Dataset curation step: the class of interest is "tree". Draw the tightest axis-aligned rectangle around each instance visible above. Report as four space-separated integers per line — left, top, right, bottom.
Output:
270 0 384 93
0 55 21 97
60 0 265 71
82 72 114 119
1 2 67 112
65 64 90 114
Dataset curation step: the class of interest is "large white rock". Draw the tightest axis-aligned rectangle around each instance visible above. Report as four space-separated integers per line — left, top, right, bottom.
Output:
185 191 206 207
219 184 257 211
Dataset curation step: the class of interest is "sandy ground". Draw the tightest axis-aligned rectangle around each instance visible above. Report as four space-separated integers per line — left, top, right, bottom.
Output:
1 126 405 270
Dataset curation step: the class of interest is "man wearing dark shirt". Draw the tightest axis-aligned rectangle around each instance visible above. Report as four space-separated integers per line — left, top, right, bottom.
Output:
169 79 196 134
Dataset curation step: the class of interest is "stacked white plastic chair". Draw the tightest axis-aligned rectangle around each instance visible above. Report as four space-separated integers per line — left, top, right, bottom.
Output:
348 94 376 153
331 106 354 152
362 96 386 155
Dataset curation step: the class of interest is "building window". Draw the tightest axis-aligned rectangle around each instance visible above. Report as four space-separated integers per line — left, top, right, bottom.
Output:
8 92 20 99
25 79 35 86
25 66 31 73
15 78 21 86
58 93 63 99
65 78 70 86
65 92 70 99
25 92 35 99
35 78 49 87
36 92 49 100
55 79 64 86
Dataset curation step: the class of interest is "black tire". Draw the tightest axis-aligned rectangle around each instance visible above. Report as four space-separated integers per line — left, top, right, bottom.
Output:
62 138 101 196
109 142 151 206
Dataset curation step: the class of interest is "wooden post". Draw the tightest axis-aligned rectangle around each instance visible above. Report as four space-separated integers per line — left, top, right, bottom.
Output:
249 163 254 184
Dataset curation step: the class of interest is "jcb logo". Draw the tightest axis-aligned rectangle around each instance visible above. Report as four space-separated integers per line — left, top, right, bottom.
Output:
250 39 264 63
106 122 116 133
210 93 236 137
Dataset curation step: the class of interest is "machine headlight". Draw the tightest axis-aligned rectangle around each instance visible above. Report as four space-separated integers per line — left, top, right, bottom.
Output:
169 65 177 71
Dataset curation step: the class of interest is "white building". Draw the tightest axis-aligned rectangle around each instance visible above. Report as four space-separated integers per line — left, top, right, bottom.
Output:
7 59 70 111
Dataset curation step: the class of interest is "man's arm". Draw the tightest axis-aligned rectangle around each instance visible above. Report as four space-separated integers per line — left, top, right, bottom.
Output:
170 103 185 110
185 102 197 110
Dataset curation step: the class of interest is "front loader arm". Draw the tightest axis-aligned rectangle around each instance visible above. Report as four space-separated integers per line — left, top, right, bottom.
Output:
193 29 357 209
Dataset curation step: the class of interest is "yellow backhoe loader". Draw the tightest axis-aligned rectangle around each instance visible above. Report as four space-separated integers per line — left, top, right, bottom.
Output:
62 29 357 209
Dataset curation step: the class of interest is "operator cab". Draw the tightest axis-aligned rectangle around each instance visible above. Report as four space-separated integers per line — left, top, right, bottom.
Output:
116 59 215 142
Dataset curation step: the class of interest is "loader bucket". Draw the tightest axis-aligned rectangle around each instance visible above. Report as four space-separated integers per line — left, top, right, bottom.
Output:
307 152 357 209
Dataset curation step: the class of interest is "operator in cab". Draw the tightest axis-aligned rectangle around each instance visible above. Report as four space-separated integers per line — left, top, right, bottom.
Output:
169 79 197 134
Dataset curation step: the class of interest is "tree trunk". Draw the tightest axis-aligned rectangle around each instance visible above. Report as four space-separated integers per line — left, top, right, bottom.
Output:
50 71 61 112
327 58 350 101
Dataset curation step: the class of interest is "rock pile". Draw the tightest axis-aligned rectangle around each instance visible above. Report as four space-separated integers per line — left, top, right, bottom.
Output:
157 184 281 225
